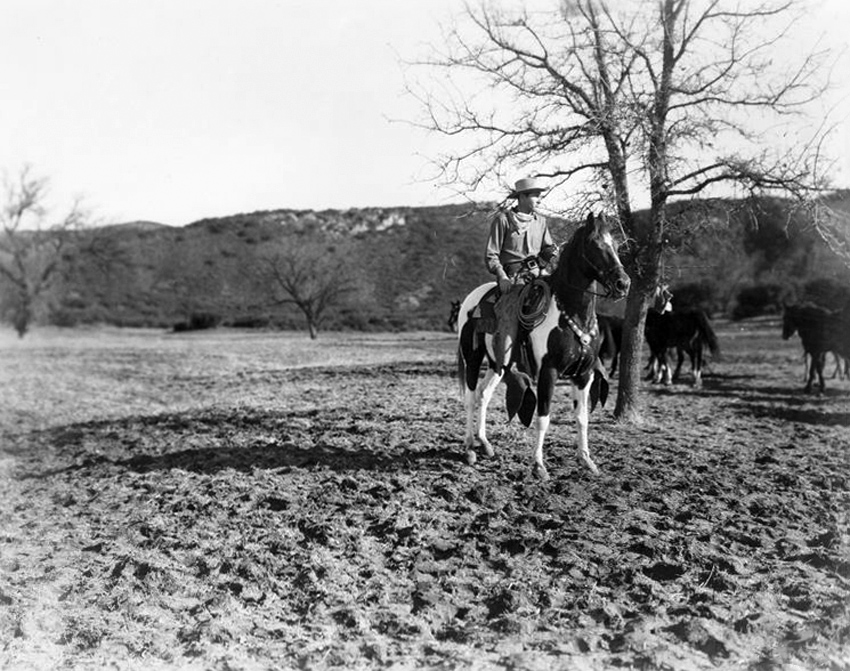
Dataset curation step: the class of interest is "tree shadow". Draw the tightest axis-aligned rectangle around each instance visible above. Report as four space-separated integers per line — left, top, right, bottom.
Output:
14 406 466 479
118 441 465 476
641 374 849 426
734 404 850 427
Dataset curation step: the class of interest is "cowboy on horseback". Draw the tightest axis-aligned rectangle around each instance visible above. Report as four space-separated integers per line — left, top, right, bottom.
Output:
485 177 556 292
477 178 556 343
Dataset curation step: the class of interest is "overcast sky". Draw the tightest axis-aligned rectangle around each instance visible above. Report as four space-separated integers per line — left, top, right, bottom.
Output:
1 0 848 226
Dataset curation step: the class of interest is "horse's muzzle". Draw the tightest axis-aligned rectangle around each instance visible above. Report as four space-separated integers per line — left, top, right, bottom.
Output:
609 271 630 300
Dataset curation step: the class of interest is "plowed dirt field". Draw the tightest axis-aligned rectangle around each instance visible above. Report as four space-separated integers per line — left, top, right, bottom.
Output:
1 319 848 670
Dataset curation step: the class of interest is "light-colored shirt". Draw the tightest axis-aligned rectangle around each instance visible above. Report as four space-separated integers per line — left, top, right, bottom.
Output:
485 209 555 281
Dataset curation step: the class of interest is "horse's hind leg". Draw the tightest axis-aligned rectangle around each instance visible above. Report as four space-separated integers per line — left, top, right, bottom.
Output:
466 367 502 464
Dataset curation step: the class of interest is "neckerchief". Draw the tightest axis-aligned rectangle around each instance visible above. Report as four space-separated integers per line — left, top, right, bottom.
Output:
508 209 535 234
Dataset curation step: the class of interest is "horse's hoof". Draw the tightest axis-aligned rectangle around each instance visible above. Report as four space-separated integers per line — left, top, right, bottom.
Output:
482 445 495 459
466 450 477 466
533 463 550 481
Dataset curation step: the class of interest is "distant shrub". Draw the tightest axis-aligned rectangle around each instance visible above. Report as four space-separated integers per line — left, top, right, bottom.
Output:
173 312 221 332
49 309 80 328
228 315 270 328
799 277 850 310
731 283 786 320
338 309 370 331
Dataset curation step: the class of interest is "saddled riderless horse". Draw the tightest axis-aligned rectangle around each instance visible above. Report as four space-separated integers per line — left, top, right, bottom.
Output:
455 212 630 479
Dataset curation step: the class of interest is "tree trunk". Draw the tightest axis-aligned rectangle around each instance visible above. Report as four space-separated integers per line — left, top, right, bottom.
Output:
613 281 651 422
308 321 318 339
614 207 665 422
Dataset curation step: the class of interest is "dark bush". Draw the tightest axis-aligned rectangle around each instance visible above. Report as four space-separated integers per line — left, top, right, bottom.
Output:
173 312 221 332
228 315 270 328
49 309 80 328
731 283 787 320
799 277 850 310
670 281 718 315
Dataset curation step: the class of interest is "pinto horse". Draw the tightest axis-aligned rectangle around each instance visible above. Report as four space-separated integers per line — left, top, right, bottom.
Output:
456 212 630 479
782 303 850 393
645 308 720 387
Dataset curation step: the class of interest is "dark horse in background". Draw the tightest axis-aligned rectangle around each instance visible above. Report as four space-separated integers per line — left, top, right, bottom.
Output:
645 308 720 387
782 303 850 393
456 212 630 479
597 286 672 377
597 314 624 376
447 300 461 333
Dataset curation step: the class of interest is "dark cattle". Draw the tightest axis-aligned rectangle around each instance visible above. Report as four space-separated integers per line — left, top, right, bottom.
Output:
645 309 720 387
782 303 850 393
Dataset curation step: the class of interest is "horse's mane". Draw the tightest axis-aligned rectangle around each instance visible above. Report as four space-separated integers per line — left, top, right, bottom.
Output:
552 219 585 271
549 215 595 295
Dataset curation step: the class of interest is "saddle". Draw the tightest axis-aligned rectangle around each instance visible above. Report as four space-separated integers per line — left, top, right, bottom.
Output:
471 278 551 336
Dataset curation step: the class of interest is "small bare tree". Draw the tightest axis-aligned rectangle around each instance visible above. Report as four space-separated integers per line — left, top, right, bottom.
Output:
0 166 89 337
410 0 840 421
261 233 356 339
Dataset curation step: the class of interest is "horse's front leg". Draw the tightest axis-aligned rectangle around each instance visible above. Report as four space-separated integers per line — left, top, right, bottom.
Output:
532 365 558 480
804 353 816 393
573 378 599 475
673 347 685 381
815 351 826 394
692 345 703 388
466 367 502 464
661 350 673 385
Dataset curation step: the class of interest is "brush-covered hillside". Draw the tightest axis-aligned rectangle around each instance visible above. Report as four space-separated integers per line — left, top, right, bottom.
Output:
14 193 850 333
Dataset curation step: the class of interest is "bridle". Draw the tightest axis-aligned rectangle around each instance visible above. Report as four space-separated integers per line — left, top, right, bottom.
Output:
561 231 627 300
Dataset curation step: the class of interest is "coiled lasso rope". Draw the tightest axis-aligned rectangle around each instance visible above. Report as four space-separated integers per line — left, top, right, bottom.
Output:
517 278 552 330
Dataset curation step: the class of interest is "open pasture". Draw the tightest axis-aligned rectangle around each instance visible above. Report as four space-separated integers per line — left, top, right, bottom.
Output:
1 320 848 670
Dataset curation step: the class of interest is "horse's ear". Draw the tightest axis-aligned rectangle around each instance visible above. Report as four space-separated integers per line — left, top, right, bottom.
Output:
586 212 594 227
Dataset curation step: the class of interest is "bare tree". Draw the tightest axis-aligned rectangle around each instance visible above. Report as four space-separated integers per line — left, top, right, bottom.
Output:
261 234 356 339
0 166 89 337
804 198 850 269
410 0 839 421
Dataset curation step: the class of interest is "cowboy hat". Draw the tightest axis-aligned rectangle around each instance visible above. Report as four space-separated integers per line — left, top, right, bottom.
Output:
509 177 546 198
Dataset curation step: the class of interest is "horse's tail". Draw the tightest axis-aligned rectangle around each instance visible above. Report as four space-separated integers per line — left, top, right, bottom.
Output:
695 311 720 357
